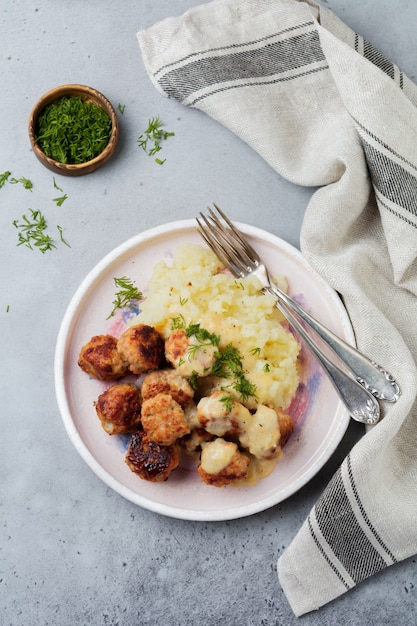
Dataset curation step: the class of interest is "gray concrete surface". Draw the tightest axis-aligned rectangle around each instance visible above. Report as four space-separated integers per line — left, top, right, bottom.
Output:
1 1 416 624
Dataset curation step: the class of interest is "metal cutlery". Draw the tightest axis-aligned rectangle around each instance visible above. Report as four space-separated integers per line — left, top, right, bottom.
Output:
196 204 401 425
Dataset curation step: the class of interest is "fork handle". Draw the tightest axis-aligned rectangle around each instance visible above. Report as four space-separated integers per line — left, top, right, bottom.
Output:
268 285 400 402
271 296 380 424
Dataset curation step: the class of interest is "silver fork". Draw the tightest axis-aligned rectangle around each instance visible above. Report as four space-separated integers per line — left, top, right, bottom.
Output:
197 205 399 424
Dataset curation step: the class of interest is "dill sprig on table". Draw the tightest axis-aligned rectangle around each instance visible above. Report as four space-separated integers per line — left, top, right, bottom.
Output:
137 116 175 164
53 194 68 206
10 176 33 191
1 171 33 191
0 171 11 188
12 209 70 254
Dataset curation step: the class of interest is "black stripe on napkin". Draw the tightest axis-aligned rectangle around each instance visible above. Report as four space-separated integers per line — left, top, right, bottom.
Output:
307 514 351 590
346 455 397 563
354 34 396 83
354 119 417 221
362 139 417 217
153 22 314 78
313 460 390 583
363 40 395 79
355 118 417 173
157 28 325 103
188 65 327 107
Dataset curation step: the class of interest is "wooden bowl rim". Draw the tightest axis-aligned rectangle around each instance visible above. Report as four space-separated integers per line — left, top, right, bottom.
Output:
28 84 119 176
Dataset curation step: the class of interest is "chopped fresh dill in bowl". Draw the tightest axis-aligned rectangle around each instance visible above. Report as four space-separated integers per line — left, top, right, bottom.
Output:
35 96 112 164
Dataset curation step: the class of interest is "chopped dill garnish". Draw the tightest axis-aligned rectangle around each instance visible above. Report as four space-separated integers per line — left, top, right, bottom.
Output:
187 341 212 359
185 322 220 347
12 209 70 253
233 376 257 402
170 317 220 346
53 194 68 206
36 96 112 164
212 342 257 402
0 171 11 188
212 343 242 378
169 316 257 403
10 176 33 191
189 371 199 390
219 395 234 413
57 225 71 247
118 103 126 115
171 314 186 330
13 209 56 253
107 276 142 319
250 347 261 356
52 177 67 204
53 177 63 192
1 172 33 190
137 116 174 164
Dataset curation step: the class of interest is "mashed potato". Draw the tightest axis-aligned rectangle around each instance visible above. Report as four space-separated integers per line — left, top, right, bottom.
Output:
133 243 300 411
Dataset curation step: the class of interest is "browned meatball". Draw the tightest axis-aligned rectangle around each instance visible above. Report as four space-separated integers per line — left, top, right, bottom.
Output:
165 328 217 377
78 334 128 381
276 407 294 447
197 438 250 487
141 369 194 408
164 328 188 363
197 391 248 437
182 427 214 455
141 393 190 446
125 429 180 482
94 383 142 435
117 324 164 375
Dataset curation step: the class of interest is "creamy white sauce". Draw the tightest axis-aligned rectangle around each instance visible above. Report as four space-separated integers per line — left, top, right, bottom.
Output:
200 438 237 474
238 404 280 459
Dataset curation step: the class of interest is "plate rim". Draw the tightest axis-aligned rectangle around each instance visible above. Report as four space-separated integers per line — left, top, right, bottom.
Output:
54 219 353 521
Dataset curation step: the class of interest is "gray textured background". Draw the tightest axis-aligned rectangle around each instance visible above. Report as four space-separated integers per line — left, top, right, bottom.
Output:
1 1 416 624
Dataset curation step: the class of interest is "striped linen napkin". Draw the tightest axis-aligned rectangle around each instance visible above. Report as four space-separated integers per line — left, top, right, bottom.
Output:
137 0 417 616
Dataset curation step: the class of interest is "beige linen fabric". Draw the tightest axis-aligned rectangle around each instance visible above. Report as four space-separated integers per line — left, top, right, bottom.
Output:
138 0 417 615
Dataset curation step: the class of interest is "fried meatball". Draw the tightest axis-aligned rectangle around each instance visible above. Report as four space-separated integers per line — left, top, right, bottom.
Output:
78 334 128 381
182 427 214 455
125 430 180 482
183 402 199 430
181 403 213 454
141 393 190 446
198 438 250 487
141 369 194 408
117 324 164 375
197 391 250 437
94 383 142 435
238 404 281 459
276 407 294 447
165 328 217 377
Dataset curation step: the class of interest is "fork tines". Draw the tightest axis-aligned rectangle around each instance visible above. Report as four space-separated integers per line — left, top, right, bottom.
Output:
196 203 257 271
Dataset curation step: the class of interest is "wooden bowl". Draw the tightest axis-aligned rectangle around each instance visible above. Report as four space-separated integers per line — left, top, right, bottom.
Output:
28 84 119 176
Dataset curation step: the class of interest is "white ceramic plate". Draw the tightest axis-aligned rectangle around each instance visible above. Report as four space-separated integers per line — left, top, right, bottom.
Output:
54 220 354 521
